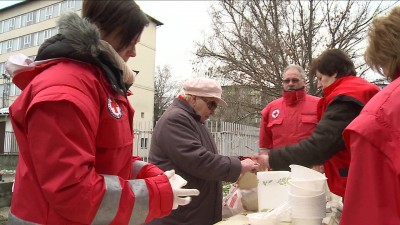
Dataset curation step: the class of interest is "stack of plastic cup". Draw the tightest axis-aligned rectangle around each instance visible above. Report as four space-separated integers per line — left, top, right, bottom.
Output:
288 165 327 225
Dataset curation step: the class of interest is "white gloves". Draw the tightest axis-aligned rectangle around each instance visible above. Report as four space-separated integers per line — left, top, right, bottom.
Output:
164 170 200 210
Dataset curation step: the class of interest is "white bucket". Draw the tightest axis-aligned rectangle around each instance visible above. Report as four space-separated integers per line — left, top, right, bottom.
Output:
257 171 290 212
289 164 326 181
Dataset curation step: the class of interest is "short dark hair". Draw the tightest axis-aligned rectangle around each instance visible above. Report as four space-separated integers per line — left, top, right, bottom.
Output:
312 49 356 78
82 0 150 51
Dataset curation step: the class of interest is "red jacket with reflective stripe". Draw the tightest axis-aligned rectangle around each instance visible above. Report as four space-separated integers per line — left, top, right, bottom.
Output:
9 59 173 224
259 89 320 149
317 76 379 197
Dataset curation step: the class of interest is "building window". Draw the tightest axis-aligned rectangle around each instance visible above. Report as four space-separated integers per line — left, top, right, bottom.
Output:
0 63 4 75
67 0 76 9
8 18 15 31
9 83 21 97
43 29 52 40
140 138 148 149
22 34 33 48
6 40 13 53
25 12 34 26
141 112 144 118
44 5 54 20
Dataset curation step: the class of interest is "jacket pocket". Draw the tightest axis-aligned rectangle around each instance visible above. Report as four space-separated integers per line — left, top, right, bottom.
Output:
301 114 318 125
267 117 283 128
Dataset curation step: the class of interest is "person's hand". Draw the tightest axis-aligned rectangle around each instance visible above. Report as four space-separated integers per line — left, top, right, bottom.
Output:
253 154 270 171
164 170 200 210
240 158 260 174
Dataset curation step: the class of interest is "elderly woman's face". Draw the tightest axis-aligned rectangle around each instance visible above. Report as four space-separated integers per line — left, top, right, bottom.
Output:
193 96 218 123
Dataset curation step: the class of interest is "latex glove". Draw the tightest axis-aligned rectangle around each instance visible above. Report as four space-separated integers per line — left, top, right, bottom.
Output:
164 170 200 209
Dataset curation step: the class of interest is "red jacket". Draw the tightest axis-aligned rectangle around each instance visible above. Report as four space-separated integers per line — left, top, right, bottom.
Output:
8 58 173 224
318 76 379 197
340 77 400 224
259 89 320 149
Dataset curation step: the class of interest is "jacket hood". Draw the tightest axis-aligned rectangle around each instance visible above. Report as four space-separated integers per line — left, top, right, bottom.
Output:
7 12 131 94
35 11 102 62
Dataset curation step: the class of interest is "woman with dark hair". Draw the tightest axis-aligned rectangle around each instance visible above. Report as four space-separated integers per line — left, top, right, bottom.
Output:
5 0 198 224
255 49 380 198
340 6 400 224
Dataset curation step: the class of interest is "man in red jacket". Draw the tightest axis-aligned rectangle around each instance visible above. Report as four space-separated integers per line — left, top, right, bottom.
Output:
259 65 320 154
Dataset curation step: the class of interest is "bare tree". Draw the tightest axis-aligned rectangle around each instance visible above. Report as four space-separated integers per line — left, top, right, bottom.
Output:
153 65 179 123
195 0 393 124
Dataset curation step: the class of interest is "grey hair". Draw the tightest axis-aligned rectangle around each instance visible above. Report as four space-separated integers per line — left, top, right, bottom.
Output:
283 65 306 79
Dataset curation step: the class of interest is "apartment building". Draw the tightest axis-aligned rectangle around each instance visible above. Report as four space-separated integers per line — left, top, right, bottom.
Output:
0 0 162 153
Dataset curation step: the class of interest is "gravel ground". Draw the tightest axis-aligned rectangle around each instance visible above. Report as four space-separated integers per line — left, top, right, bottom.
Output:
0 207 9 225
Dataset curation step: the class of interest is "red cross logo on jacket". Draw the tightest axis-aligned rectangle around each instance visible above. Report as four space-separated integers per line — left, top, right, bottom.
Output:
107 97 122 119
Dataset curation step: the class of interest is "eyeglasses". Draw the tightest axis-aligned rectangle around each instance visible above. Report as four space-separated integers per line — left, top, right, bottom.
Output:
199 97 218 111
283 78 301 84
132 70 140 77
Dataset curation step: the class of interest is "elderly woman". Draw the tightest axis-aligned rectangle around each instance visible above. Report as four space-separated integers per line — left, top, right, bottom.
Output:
255 49 380 198
340 6 400 224
6 1 198 224
147 78 259 225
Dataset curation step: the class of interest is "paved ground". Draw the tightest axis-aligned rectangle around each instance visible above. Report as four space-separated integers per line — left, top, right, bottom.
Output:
0 207 9 225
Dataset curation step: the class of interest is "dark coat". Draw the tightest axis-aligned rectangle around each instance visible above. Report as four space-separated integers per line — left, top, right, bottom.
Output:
147 98 242 225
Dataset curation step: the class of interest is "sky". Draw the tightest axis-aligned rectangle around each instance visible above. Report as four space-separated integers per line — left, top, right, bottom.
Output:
2 1 399 82
136 1 214 82
0 0 214 83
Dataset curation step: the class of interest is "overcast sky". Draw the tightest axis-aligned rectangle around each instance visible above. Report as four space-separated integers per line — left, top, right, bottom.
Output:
136 1 214 82
2 1 399 82
0 1 213 83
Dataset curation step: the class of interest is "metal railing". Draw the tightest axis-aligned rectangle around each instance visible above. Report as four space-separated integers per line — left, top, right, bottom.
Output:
2 121 260 160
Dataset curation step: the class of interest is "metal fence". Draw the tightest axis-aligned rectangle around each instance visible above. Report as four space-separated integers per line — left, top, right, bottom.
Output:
4 131 18 154
3 121 260 160
134 120 260 162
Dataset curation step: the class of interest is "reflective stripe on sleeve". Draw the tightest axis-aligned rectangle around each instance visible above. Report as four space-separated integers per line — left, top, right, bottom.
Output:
8 211 37 225
131 161 148 179
128 179 149 225
92 175 122 225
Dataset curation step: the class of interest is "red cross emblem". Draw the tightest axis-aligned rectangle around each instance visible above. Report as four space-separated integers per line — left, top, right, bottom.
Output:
271 109 280 119
107 97 122 119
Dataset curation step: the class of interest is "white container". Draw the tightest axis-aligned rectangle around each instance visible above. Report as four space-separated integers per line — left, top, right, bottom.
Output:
290 164 326 180
257 171 290 212
292 217 323 225
289 179 327 192
289 192 326 218
288 180 323 196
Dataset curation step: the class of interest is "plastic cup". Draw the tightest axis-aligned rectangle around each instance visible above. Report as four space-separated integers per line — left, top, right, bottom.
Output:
288 180 324 196
289 192 326 218
290 164 326 180
289 179 327 192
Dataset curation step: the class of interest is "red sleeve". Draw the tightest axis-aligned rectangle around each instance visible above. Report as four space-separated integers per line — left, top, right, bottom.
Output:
259 106 273 149
26 101 104 224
